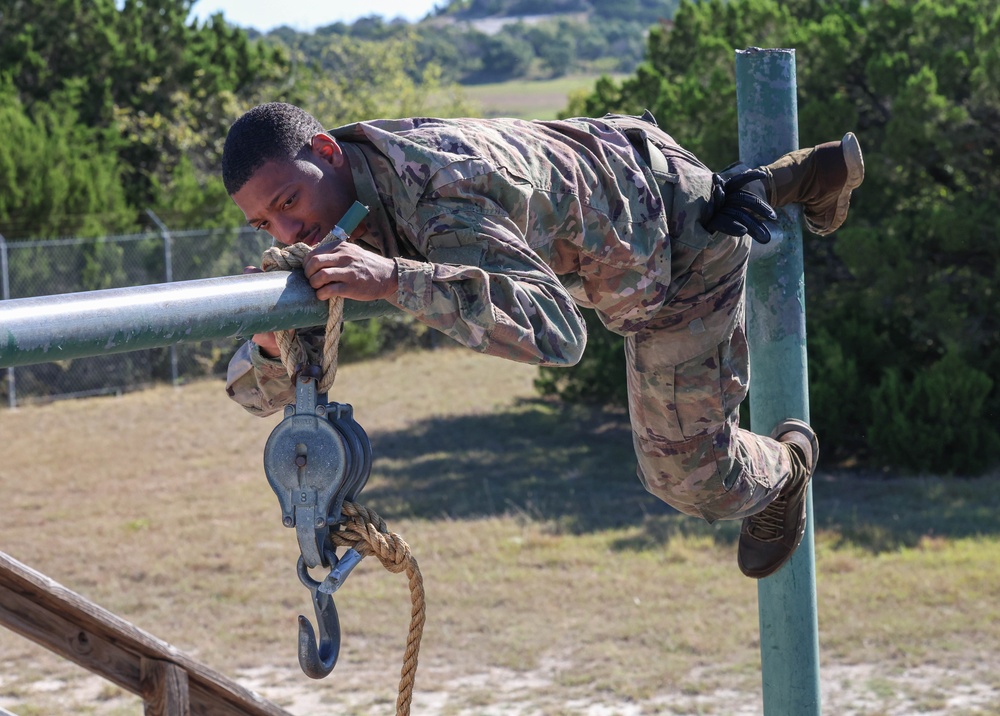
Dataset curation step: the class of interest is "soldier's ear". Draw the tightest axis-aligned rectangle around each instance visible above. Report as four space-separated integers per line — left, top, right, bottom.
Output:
310 133 344 166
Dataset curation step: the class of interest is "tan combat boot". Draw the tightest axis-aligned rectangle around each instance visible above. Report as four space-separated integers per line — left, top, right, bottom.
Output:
737 419 819 579
762 133 865 235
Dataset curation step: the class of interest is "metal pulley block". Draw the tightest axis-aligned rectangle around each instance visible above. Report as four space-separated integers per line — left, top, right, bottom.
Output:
326 402 373 508
263 369 348 568
262 367 374 568
261 201 377 679
262 365 377 678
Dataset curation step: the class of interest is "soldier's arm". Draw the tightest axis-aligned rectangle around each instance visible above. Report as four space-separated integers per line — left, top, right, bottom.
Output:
224 341 295 416
392 201 587 366
225 327 326 416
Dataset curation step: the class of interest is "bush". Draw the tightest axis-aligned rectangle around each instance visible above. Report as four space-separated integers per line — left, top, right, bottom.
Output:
869 351 1000 475
535 309 627 405
339 314 443 364
339 319 386 362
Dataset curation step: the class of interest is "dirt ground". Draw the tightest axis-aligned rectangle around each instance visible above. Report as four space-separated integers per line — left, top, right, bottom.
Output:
2 652 999 715
2 349 999 715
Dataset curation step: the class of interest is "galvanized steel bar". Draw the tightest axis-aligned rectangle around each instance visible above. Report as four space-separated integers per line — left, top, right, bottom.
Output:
0 233 14 407
0 272 395 369
146 209 180 386
736 47 822 715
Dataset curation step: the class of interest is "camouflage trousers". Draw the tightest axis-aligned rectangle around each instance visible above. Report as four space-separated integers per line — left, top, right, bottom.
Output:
624 133 795 523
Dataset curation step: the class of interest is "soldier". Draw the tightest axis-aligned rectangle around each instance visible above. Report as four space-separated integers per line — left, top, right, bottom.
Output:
223 103 863 578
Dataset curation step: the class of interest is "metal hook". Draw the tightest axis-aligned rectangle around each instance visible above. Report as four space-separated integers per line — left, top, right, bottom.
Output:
296 553 342 679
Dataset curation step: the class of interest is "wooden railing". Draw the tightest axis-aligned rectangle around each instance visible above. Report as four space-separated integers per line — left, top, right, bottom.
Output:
0 551 294 716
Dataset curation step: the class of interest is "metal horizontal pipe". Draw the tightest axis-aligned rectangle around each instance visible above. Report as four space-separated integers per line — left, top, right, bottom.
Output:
0 272 397 369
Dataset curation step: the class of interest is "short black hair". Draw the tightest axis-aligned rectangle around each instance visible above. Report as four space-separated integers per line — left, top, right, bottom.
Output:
222 102 325 195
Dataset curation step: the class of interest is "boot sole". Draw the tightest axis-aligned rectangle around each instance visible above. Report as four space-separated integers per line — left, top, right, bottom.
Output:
811 132 865 236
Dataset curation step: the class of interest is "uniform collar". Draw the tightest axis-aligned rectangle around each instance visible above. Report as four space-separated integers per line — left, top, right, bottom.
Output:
340 142 402 258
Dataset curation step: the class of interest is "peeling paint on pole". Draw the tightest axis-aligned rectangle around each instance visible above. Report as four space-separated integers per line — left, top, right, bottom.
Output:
736 47 822 715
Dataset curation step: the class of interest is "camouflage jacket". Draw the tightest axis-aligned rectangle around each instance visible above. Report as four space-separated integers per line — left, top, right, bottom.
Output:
227 113 715 416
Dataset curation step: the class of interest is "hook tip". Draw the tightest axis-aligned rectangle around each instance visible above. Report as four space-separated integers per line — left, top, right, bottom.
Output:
297 614 338 679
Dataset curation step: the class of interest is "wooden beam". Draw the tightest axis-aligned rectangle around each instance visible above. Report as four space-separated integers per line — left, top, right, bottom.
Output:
0 551 293 716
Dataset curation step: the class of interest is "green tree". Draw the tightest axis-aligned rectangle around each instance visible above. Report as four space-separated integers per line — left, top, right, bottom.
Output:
0 79 133 239
476 32 536 81
0 0 291 230
550 0 1000 472
520 20 578 77
276 33 472 126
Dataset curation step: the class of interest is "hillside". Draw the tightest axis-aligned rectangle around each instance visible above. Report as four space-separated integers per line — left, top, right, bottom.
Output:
431 0 679 26
262 0 680 84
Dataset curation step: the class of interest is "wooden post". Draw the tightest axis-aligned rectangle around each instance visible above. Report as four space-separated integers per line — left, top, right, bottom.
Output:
141 658 191 716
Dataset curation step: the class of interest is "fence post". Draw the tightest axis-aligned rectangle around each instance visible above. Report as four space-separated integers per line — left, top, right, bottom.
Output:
146 210 180 386
0 233 15 409
735 47 822 715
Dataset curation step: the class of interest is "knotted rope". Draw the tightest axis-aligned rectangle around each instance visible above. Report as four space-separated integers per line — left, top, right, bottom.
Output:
334 502 425 716
261 244 425 716
260 242 343 394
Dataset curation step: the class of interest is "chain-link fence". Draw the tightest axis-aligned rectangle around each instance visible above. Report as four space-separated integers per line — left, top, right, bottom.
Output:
0 219 275 407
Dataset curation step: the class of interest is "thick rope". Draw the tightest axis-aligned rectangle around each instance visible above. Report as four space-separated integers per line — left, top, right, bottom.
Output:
260 243 343 394
333 502 425 716
261 245 424 715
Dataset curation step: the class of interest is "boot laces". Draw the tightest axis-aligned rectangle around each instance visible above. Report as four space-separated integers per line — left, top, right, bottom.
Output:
745 495 787 542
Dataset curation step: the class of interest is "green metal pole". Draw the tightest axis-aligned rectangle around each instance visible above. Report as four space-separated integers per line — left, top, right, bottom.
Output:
735 48 821 714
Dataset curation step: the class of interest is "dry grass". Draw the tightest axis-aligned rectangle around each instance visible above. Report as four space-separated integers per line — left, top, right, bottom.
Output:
1 347 999 715
456 75 625 120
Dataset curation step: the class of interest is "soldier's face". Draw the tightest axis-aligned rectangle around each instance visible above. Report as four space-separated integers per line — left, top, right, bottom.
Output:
232 134 357 247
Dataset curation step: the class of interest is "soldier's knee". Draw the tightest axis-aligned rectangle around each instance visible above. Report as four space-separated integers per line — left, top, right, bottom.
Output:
633 431 737 521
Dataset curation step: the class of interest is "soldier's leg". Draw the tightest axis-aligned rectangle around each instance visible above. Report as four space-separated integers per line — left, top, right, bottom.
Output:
626 313 796 523
622 126 832 575
624 223 798 523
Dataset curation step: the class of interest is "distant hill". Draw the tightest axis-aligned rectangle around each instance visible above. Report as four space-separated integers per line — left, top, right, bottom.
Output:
263 0 679 85
433 12 590 38
431 0 679 26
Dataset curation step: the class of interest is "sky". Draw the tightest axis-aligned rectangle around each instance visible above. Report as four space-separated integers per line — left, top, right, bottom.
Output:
189 0 445 33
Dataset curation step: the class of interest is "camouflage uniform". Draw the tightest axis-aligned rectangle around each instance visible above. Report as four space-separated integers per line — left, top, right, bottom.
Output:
227 112 794 522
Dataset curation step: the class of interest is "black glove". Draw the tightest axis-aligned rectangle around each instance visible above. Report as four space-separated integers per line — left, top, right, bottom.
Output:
701 168 777 244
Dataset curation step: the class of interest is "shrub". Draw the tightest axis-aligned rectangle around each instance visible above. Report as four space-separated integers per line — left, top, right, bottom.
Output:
869 351 1000 475
536 309 627 405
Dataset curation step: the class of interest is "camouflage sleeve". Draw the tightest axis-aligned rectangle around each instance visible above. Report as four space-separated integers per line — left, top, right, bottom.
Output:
224 340 295 417
224 327 327 416
392 205 587 366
